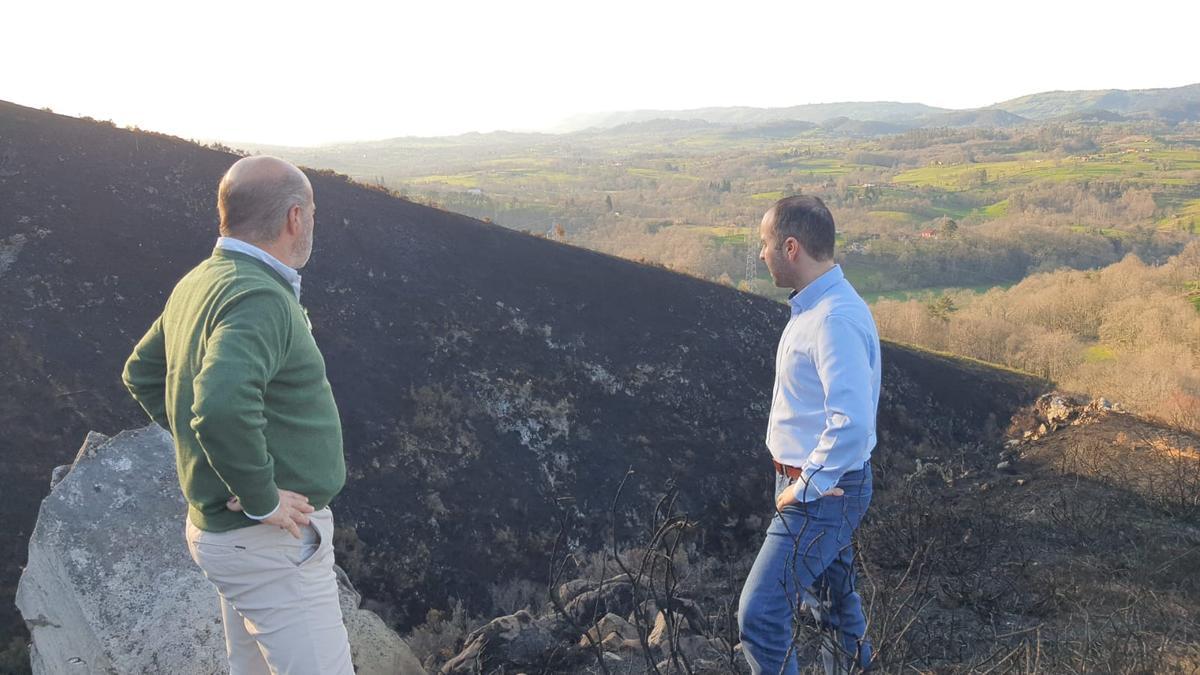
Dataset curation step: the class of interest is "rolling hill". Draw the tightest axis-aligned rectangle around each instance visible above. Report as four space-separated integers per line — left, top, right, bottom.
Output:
990 82 1200 120
553 83 1200 133
555 101 950 131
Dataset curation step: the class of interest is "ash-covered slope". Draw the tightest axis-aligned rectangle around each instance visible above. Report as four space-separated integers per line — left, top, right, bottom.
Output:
0 101 1046 641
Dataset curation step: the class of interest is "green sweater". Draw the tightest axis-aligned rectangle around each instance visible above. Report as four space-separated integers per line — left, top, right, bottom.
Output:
123 248 345 532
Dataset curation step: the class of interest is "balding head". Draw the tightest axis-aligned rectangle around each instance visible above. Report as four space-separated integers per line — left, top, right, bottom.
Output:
218 156 313 243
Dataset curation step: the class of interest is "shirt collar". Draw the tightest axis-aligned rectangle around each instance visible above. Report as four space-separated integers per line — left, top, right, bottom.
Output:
214 237 303 300
788 265 843 315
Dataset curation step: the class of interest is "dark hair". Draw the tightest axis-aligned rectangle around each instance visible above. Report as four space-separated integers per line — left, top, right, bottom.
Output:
767 195 835 261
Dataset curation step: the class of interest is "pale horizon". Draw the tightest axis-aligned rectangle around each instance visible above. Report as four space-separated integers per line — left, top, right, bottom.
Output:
5 0 1199 146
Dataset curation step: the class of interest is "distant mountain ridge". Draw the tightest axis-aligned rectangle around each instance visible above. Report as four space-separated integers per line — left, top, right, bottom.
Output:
555 101 950 132
923 108 1029 129
989 83 1200 120
227 84 1200 158
554 83 1200 134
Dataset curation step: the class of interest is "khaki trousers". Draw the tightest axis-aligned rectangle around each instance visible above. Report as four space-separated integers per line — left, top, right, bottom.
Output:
185 508 354 675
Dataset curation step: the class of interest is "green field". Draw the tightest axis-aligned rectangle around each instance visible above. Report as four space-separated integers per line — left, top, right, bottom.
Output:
894 149 1200 191
896 157 1121 188
979 199 1010 218
410 167 580 188
706 225 753 246
627 166 703 182
264 116 1197 304
779 157 867 175
1158 197 1200 231
373 136 1200 245
1084 345 1118 363
1068 225 1131 237
867 210 920 223
1188 281 1200 312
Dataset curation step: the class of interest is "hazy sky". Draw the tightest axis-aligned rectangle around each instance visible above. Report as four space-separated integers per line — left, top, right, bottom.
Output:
4 0 1197 145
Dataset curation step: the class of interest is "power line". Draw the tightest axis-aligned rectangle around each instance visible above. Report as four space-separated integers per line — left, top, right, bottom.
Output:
745 225 756 290
745 222 757 292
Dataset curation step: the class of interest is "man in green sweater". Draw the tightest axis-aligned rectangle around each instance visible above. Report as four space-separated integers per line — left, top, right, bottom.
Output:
123 155 353 674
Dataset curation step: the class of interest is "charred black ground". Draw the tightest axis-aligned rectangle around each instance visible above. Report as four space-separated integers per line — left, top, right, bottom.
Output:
11 102 1188 674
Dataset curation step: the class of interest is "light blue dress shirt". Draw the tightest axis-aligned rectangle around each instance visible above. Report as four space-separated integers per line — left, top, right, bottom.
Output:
210 236 302 520
767 265 882 502
215 236 302 301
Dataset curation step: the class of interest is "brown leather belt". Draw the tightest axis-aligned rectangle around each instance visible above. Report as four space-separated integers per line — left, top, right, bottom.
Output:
773 460 803 480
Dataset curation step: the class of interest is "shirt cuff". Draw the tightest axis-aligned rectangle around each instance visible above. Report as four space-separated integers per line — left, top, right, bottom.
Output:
244 501 280 521
794 466 836 502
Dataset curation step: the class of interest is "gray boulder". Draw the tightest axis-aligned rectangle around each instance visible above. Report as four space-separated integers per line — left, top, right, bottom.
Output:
562 579 636 627
16 425 424 675
440 610 586 674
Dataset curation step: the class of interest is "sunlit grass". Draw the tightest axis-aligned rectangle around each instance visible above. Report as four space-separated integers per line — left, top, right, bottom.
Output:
893 147 1200 192
867 210 919 223
779 157 863 175
479 157 556 168
1157 197 1200 231
409 167 581 188
1067 224 1131 237
1187 281 1200 313
980 199 1010 218
626 167 703 182
1084 345 1117 363
895 158 1120 188
409 174 480 187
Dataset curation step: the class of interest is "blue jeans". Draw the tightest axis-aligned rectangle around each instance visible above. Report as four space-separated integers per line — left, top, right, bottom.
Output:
738 464 874 674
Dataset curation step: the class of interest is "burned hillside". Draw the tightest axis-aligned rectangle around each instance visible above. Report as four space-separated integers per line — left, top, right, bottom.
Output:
10 102 1179 672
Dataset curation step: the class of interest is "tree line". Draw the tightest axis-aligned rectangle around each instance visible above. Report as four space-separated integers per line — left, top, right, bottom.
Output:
872 243 1200 432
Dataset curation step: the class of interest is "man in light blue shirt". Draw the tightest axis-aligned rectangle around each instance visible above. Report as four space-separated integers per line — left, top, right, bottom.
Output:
738 195 881 674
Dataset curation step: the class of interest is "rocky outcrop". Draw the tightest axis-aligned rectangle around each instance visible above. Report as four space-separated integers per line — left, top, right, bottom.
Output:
15 425 423 675
1004 392 1122 451
441 610 585 674
439 573 738 675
